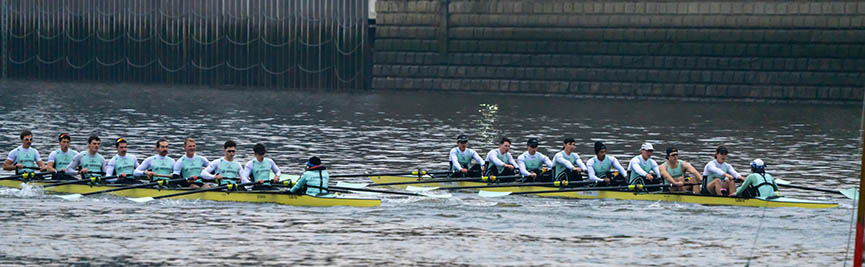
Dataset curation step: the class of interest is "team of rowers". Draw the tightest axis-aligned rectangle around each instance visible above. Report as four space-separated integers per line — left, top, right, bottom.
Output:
447 134 781 199
2 131 330 196
3 130 781 199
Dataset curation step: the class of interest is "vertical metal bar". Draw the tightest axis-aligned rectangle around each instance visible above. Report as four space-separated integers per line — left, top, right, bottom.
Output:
2 0 7 81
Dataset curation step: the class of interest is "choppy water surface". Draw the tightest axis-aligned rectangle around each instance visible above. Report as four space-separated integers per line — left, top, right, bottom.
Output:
0 81 861 266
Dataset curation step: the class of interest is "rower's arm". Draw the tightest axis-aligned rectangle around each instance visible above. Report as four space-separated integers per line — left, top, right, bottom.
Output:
289 174 308 193
448 149 463 170
705 162 726 177
268 159 281 177
34 151 44 170
2 159 14 171
542 155 555 169
683 162 703 182
554 155 576 169
64 154 83 175
585 160 601 182
651 161 661 177
199 159 218 180
133 157 152 177
734 175 757 196
727 164 742 179
573 154 587 170
516 156 531 176
629 158 648 177
611 157 628 176
507 154 518 167
471 150 485 167
658 163 673 182
105 157 116 176
46 151 57 172
171 159 183 176
486 151 506 167
240 161 253 181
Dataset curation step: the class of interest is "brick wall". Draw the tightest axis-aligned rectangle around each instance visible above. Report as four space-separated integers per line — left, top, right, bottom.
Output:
372 0 865 102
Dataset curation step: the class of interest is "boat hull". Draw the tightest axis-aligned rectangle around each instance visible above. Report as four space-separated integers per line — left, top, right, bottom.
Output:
0 179 381 207
371 176 837 209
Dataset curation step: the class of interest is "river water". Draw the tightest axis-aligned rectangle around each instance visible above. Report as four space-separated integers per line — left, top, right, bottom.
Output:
0 81 861 266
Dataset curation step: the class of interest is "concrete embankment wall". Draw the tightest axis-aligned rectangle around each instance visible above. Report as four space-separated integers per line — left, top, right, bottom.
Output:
372 0 865 102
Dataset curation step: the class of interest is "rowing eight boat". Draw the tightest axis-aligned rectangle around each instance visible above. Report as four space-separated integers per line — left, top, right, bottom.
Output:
0 175 381 207
369 175 838 209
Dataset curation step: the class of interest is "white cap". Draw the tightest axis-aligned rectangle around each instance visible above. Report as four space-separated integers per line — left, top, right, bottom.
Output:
751 159 765 168
640 143 654 151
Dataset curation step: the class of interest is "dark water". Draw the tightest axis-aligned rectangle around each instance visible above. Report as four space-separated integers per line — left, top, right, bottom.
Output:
0 81 861 266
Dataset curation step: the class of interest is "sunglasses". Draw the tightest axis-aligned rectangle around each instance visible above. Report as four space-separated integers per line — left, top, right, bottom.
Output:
528 144 538 148
22 138 32 141
226 150 236 153
669 153 679 157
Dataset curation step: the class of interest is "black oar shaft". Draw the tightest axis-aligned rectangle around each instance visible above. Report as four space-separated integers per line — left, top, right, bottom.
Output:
331 170 450 178
369 175 524 187
436 181 594 190
505 183 699 195
328 185 428 196
778 184 843 195
151 182 255 200
81 178 186 196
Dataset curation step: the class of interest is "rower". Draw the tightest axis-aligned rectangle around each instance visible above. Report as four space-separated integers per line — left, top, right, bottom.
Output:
290 156 330 196
627 143 661 186
134 139 176 185
484 137 518 177
658 146 703 193
552 138 587 182
46 133 78 180
200 140 247 188
702 145 744 196
64 136 106 180
585 141 627 186
448 134 485 177
3 130 46 175
172 138 210 189
106 138 140 184
517 138 554 182
735 159 779 199
241 143 281 190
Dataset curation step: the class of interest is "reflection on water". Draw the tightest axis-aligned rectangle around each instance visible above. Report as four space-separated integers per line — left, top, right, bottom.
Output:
0 81 861 265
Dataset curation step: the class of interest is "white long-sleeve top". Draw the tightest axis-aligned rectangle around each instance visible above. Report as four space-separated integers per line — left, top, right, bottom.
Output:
485 149 517 168
702 159 741 180
449 147 485 171
105 154 140 176
516 151 554 176
64 152 107 176
134 155 176 176
586 155 628 182
200 158 249 184
627 155 661 177
240 158 281 182
553 151 587 170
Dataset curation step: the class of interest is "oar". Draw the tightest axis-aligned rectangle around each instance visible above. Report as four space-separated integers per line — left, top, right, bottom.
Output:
55 178 187 200
39 175 131 188
330 170 451 178
336 174 526 188
774 178 857 200
0 171 53 181
477 183 693 197
406 180 596 192
272 182 451 198
127 182 256 203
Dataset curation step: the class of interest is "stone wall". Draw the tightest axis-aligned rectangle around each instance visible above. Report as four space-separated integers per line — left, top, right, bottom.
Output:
372 0 865 102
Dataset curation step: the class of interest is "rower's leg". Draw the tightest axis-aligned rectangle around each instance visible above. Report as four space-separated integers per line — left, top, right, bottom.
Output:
707 179 721 195
724 179 736 196
189 183 201 189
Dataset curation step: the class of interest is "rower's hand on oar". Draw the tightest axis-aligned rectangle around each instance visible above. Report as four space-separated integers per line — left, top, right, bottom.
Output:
603 178 611 185
460 168 468 173
80 168 89 175
118 173 127 179
673 181 684 187
504 164 514 170
14 164 23 170
572 167 582 173
145 171 155 178
214 174 223 180
646 173 655 181
529 172 537 178
272 176 280 183
257 179 265 184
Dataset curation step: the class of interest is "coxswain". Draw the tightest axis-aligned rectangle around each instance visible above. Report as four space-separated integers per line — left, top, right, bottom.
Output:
735 159 779 199
290 156 330 196
586 141 628 186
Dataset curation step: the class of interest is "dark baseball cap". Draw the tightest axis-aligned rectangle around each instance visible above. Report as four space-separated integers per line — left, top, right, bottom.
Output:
527 138 539 146
457 134 469 142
